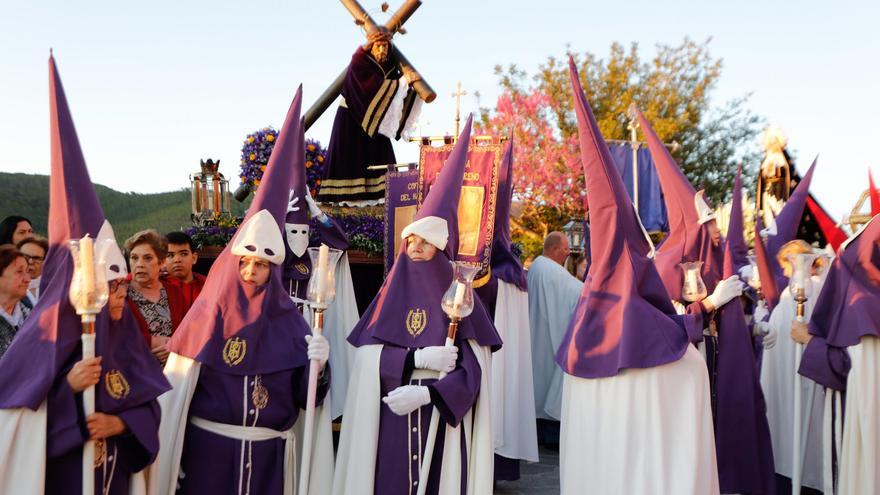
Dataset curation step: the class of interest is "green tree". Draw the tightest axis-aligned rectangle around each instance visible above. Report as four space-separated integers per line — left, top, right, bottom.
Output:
480 38 763 257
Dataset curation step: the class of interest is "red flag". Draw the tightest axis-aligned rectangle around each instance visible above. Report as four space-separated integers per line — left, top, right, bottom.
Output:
806 196 847 251
869 170 880 217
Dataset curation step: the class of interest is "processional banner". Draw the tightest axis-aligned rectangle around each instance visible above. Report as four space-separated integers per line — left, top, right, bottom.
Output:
383 168 420 273
417 142 502 285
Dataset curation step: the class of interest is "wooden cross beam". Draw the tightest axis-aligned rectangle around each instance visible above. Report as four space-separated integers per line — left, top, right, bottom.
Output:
303 0 436 131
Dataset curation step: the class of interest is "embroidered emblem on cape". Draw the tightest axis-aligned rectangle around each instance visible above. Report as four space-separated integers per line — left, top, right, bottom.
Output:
223 337 247 366
295 263 309 275
104 370 130 400
252 375 269 410
406 308 428 337
94 439 106 467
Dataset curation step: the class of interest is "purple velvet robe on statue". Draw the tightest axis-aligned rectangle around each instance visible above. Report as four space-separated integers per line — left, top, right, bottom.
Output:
319 47 398 203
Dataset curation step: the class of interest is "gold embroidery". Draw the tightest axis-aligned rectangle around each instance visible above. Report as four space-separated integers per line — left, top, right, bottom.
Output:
406 308 428 337
223 337 247 366
104 370 130 400
295 263 310 275
94 439 106 467
252 375 269 410
319 176 387 187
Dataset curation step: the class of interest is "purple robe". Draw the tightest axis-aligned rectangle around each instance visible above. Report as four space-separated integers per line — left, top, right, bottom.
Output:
373 339 481 494
319 47 398 203
177 364 328 494
282 215 350 301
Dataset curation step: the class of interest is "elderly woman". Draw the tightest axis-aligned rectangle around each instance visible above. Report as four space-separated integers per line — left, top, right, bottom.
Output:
0 215 34 245
124 229 186 362
17 236 48 304
0 245 32 356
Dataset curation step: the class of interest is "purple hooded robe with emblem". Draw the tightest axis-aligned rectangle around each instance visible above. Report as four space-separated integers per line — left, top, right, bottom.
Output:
167 87 329 495
347 115 502 494
281 116 350 302
555 59 699 379
0 56 170 495
714 202 777 494
799 214 880 391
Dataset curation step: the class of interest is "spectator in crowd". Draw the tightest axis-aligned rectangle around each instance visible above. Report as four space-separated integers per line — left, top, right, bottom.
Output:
163 231 206 309
124 229 186 363
0 245 32 356
16 236 48 305
0 216 34 245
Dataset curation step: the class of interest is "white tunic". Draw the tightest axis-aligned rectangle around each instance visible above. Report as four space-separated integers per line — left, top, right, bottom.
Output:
492 280 539 463
760 280 826 490
836 336 880 495
527 256 582 420
560 345 719 494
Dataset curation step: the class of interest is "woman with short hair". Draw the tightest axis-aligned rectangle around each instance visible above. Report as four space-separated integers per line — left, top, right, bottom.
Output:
124 229 185 363
0 245 31 356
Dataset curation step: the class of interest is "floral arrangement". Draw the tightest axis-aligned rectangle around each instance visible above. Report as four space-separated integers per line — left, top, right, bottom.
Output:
304 139 327 197
185 215 242 249
309 211 385 257
238 127 327 195
239 127 278 190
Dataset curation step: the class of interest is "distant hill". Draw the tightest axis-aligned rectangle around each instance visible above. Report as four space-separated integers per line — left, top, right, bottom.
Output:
0 172 250 242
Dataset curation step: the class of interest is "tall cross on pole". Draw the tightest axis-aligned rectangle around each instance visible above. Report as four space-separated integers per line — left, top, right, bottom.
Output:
452 81 468 136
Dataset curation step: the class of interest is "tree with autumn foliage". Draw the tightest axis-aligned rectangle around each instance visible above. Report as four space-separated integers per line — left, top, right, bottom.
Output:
477 38 763 256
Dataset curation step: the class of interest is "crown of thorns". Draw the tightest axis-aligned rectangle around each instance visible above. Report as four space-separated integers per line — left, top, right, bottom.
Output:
367 30 392 44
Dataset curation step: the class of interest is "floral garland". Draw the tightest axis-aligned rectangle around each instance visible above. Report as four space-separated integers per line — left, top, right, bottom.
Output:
239 127 278 190
185 215 242 249
238 128 328 195
304 139 327 197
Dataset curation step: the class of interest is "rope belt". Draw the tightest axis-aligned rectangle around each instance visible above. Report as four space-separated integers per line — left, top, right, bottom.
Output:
191 416 297 495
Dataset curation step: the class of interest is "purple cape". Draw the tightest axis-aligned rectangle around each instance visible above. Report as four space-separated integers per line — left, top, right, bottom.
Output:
806 215 880 348
169 87 311 374
714 202 776 494
637 110 722 300
488 139 527 292
0 55 169 411
555 58 694 379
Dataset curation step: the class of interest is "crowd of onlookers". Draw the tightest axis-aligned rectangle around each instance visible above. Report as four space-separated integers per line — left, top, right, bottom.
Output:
0 215 206 363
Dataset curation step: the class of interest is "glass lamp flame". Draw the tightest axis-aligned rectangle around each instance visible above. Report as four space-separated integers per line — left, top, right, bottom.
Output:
747 255 762 290
680 261 708 303
68 236 110 320
441 262 478 320
787 252 819 301
306 245 343 310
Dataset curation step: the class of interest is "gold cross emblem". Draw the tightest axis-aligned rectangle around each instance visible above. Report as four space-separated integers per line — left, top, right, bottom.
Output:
223 337 247 366
406 308 428 337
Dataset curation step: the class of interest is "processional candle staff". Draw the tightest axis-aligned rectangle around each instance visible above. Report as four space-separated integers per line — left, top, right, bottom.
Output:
68 235 110 495
298 244 342 495
787 251 819 495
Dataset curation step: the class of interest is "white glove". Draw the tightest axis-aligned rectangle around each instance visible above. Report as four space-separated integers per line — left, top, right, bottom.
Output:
414 345 458 373
753 300 769 324
738 265 753 282
304 190 324 219
704 276 744 310
382 385 431 416
305 334 329 368
761 326 777 349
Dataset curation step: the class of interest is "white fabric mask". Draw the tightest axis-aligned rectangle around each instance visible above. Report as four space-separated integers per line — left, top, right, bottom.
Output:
95 220 127 280
231 209 285 265
285 223 310 258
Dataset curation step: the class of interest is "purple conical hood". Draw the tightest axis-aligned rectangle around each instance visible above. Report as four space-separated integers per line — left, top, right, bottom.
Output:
714 221 777 493
554 58 691 378
413 115 473 259
727 166 749 273
169 87 312 375
0 56 169 410
806 214 880 347
637 110 722 300
754 216 782 311
766 158 817 260
284 125 309 226
489 139 527 291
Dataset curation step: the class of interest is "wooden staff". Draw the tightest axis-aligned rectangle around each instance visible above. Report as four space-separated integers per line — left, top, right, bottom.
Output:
792 287 807 495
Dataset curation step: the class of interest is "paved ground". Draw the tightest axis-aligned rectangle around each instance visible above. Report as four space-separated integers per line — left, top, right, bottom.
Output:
493 446 560 494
